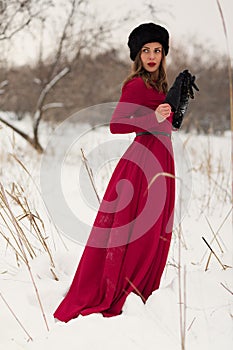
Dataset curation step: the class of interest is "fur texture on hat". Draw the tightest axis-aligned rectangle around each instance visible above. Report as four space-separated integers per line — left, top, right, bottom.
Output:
128 22 169 61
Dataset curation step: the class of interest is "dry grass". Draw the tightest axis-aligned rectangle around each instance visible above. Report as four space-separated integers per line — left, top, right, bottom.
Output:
0 182 56 272
216 0 233 132
199 208 232 268
177 222 187 350
173 158 187 350
0 291 33 342
81 147 100 204
202 236 230 271
9 153 69 253
0 183 50 331
189 135 231 217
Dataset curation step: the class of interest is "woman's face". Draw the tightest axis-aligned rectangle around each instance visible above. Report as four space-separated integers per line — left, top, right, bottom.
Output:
140 42 163 73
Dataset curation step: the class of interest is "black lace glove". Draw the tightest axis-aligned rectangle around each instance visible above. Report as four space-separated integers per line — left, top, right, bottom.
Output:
172 70 199 129
172 97 189 129
163 71 185 112
181 69 199 99
164 69 199 129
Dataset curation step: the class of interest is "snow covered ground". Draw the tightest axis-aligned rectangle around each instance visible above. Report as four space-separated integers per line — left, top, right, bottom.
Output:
0 115 232 350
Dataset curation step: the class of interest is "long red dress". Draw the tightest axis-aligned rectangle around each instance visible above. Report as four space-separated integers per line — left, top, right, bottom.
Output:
54 77 175 322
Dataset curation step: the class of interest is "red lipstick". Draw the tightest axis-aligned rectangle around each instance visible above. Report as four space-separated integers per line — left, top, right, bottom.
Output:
148 62 156 67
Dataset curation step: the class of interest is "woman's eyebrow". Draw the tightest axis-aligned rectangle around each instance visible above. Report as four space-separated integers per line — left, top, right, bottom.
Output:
142 45 162 49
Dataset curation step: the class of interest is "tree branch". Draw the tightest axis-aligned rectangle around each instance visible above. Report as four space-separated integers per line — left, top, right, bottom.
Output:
0 65 69 154
33 66 70 148
47 0 79 81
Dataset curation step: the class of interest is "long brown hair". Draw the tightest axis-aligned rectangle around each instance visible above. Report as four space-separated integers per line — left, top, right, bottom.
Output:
123 47 168 93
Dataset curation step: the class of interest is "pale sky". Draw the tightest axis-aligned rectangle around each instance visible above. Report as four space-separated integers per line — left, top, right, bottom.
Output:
5 0 233 65
94 0 233 56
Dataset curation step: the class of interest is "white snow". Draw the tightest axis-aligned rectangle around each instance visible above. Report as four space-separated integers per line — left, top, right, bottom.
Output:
0 114 232 350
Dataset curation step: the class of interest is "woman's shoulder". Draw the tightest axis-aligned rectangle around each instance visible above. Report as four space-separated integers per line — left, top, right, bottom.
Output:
119 76 146 104
123 76 146 90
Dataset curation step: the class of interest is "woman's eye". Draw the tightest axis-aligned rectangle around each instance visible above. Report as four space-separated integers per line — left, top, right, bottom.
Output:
142 48 161 53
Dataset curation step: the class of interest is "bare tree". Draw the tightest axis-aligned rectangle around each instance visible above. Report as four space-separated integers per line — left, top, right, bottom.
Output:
0 0 113 152
0 0 53 41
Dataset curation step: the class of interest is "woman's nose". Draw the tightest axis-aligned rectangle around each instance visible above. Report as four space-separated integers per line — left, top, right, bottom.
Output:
149 52 155 60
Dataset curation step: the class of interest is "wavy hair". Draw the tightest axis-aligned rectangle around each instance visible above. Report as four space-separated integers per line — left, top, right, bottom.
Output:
123 48 168 93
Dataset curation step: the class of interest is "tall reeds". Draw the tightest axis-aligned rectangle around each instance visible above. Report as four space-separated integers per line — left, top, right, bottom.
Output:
216 0 233 132
0 183 50 331
216 1 233 218
0 291 33 342
0 182 56 269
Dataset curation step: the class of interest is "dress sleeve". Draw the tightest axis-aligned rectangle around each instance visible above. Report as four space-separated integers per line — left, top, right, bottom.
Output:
110 78 159 134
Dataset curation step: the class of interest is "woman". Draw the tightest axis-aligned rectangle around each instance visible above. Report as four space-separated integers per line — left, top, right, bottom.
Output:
54 22 175 322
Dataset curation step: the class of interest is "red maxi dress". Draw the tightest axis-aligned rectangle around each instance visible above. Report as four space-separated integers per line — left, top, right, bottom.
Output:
54 77 175 322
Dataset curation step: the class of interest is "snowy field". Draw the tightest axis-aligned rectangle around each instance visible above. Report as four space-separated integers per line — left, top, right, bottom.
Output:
0 114 232 350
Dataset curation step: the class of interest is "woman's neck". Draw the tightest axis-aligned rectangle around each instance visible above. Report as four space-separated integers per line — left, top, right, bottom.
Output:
150 71 158 81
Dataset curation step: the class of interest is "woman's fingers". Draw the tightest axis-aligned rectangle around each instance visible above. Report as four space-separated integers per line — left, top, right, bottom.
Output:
155 103 171 119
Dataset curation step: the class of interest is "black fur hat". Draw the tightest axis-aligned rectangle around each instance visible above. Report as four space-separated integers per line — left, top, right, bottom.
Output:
128 22 169 61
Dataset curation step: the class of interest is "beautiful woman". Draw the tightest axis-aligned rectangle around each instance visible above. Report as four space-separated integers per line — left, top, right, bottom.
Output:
54 22 182 322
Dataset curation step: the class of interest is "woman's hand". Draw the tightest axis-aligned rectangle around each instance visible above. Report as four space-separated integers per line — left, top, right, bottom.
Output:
155 103 171 123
